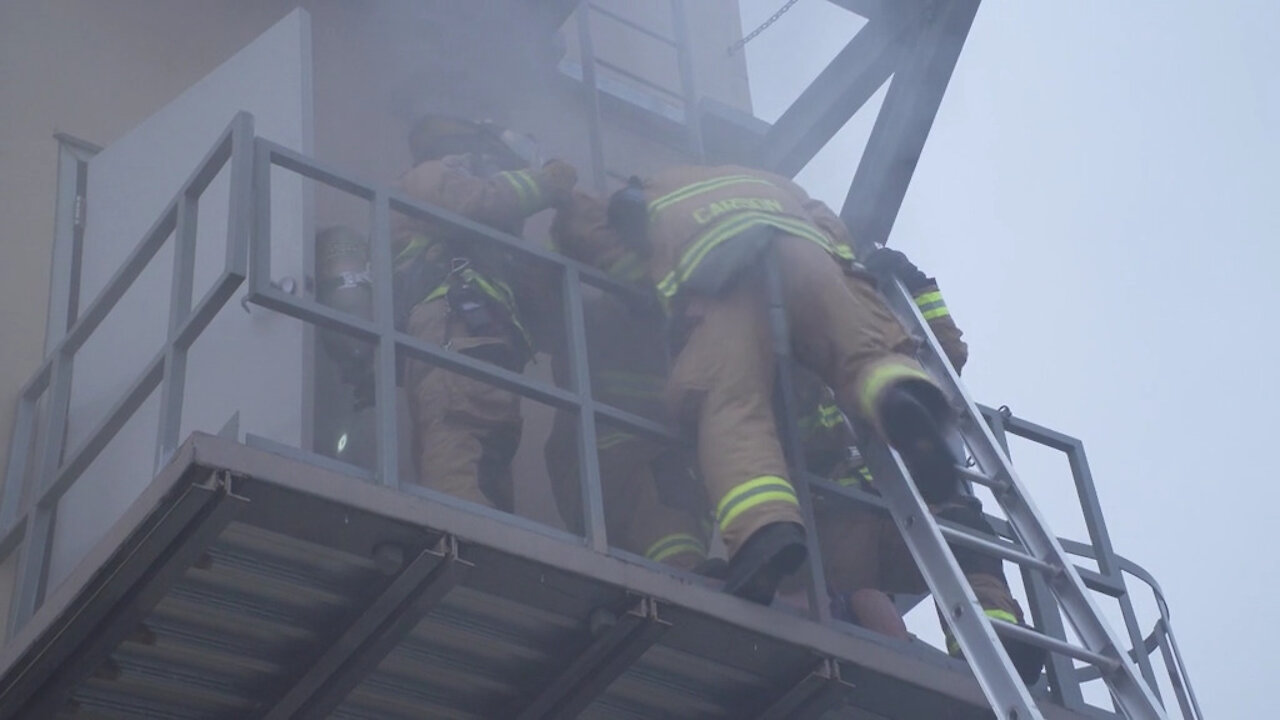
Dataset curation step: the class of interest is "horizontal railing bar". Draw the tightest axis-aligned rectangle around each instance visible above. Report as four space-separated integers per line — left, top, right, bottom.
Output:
19 361 51 403
61 202 176 355
258 138 651 306
39 354 165 511
976 404 1080 453
183 128 233 203
245 288 382 345
592 403 682 445
261 139 376 200
174 271 245 351
804 475 893 513
395 332 581 410
61 117 248 359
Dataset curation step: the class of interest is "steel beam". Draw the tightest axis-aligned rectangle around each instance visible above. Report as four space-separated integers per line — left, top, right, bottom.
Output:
840 0 981 255
534 0 583 34
828 0 902 21
514 597 669 720
754 659 854 720
260 538 468 720
0 471 243 720
756 10 915 177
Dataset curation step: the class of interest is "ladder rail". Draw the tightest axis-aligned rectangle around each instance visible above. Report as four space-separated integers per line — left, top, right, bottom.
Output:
875 276 1169 720
857 432 1047 720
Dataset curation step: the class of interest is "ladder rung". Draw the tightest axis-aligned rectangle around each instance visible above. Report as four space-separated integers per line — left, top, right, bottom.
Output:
956 465 1010 492
990 618 1122 674
937 525 1060 577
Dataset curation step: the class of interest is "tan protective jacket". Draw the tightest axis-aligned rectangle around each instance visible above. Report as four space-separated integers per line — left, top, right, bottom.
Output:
637 165 856 300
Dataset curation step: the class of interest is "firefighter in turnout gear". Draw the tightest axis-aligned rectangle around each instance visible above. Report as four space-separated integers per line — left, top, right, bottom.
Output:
396 115 576 511
545 192 709 571
558 166 961 606
802 246 1046 684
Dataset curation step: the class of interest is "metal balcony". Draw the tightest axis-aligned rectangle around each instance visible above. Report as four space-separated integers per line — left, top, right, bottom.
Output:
0 115 1198 720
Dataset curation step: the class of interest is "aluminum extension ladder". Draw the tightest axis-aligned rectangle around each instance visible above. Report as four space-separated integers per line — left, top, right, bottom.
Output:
762 255 1168 720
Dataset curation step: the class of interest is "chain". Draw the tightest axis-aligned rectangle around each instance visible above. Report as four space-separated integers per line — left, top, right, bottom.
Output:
727 0 804 56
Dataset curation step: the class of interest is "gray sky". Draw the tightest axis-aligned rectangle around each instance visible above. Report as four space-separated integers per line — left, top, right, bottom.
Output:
740 1 1279 716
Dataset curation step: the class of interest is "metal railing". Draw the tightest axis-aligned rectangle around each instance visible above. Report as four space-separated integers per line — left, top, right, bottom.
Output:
0 114 1199 718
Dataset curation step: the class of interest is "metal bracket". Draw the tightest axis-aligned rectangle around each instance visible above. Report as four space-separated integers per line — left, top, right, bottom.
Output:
754 658 854 720
260 535 470 720
514 596 669 720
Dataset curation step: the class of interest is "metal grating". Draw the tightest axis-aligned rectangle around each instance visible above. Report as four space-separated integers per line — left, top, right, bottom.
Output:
2 434 1093 720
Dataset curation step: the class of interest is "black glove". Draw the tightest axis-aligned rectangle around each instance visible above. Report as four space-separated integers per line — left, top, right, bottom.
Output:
862 247 933 293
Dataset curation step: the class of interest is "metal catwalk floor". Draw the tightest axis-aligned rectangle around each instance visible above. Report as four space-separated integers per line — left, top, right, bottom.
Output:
0 434 1096 720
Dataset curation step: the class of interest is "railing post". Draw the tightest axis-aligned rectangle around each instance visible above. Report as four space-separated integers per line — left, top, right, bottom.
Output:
563 267 607 553
369 193 399 488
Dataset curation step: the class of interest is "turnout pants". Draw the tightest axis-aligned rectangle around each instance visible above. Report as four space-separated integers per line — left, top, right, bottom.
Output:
406 297 525 511
667 236 939 558
817 496 1024 647
545 415 707 570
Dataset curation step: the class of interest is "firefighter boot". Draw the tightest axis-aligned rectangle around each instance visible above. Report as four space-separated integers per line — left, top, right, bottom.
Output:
947 617 1048 686
1004 634 1048 685
878 384 960 503
723 522 808 605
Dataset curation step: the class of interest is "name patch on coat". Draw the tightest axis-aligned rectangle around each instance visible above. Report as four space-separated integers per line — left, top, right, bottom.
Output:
692 197 784 224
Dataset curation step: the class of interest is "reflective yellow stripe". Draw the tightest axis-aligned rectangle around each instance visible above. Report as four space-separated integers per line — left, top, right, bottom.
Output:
597 431 635 450
835 465 874 488
818 403 843 428
645 533 707 563
915 290 949 320
985 609 1018 624
716 475 798 532
946 608 1020 655
858 363 933 422
496 169 544 215
395 233 436 265
421 268 533 350
914 290 943 306
423 282 449 304
607 252 648 284
647 175 772 217
656 212 847 298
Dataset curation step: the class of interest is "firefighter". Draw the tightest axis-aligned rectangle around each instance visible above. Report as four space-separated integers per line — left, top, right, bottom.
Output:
396 115 576 512
544 191 709 571
804 247 1046 684
557 167 961 606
